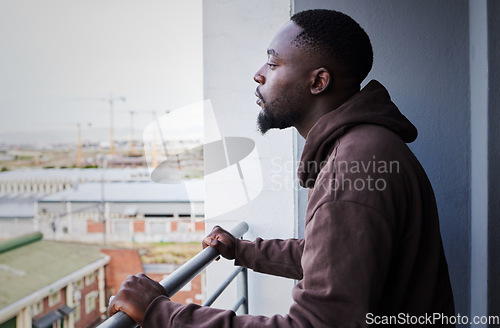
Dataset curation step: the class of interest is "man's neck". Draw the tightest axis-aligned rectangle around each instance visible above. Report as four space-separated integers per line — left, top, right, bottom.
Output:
296 88 359 139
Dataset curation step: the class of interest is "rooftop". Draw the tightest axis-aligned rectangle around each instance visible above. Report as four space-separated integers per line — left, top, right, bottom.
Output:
0 168 151 182
0 233 107 310
0 194 37 218
38 180 204 203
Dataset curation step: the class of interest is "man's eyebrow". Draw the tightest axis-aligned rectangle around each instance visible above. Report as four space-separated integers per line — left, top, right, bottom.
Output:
267 49 278 57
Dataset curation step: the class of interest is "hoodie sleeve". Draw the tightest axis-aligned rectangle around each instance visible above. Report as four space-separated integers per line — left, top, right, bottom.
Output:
287 200 394 326
142 200 393 328
234 238 304 280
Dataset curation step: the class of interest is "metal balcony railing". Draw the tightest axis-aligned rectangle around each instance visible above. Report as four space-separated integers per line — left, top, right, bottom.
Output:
97 222 249 328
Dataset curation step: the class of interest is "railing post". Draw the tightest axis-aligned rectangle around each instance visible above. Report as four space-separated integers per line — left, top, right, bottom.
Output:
236 267 248 315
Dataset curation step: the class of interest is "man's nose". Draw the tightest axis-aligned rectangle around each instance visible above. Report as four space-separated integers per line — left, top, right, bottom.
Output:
253 67 265 84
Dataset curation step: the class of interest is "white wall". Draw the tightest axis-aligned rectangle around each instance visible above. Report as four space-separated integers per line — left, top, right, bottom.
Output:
203 0 297 316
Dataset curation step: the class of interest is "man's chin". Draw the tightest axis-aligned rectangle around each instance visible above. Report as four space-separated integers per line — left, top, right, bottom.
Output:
257 122 270 135
256 118 284 135
256 112 271 135
256 108 295 134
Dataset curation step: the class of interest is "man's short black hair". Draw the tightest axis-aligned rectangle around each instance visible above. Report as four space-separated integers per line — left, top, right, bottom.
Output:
291 9 373 84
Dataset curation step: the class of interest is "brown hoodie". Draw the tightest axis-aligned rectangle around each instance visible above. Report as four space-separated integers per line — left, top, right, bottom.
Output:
142 80 455 327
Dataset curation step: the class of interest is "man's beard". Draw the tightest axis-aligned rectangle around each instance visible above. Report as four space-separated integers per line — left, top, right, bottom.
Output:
256 90 303 135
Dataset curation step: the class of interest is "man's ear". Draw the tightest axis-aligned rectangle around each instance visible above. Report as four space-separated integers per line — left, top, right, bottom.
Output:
310 68 331 95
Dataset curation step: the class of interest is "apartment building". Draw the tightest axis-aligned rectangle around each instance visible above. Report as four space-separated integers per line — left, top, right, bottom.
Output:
0 233 109 328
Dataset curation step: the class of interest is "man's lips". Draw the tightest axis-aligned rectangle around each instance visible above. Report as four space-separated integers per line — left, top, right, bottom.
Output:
255 90 264 106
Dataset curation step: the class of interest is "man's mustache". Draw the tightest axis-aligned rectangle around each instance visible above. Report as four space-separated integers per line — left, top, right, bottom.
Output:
256 88 265 104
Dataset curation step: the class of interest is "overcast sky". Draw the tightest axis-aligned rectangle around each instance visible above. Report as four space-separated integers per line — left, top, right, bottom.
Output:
0 0 203 145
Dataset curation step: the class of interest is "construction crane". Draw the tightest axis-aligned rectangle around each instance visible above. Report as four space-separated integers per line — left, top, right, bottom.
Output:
126 110 181 169
103 95 126 156
127 110 155 157
126 110 170 158
129 111 136 156
76 122 92 167
77 123 82 166
70 94 126 157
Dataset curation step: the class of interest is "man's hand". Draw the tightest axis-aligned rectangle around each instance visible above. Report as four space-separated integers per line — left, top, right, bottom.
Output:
108 273 169 326
202 225 236 260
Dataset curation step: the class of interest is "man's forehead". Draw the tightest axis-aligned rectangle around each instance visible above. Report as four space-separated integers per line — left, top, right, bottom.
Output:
267 21 303 59
275 20 303 39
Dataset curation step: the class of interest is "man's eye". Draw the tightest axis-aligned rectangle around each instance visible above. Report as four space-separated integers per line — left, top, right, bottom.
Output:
267 63 277 68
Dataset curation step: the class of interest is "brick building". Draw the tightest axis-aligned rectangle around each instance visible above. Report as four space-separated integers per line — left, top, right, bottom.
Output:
0 233 109 328
100 249 144 298
101 249 205 307
36 180 205 244
144 264 205 306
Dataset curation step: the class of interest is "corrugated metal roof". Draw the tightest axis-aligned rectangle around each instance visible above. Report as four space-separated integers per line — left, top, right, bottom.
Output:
0 168 150 182
0 194 37 218
0 239 105 309
38 180 204 203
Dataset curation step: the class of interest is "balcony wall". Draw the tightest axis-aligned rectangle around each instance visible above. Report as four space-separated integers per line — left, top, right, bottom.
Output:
203 0 296 316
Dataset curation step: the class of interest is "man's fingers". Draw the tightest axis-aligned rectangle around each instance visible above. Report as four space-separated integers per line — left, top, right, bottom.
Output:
107 273 168 325
204 237 218 249
208 238 222 260
202 226 236 259
202 236 213 249
203 237 226 258
107 301 116 317
136 273 167 295
107 296 120 317
203 237 212 249
202 227 222 249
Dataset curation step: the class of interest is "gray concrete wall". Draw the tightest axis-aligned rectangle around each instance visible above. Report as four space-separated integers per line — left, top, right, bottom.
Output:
487 0 500 320
470 0 488 324
293 0 471 319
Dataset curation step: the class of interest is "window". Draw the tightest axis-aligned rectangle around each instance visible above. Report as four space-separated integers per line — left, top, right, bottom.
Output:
31 300 44 316
73 303 81 322
48 290 61 307
85 292 98 314
145 214 174 218
85 272 96 286
73 278 84 290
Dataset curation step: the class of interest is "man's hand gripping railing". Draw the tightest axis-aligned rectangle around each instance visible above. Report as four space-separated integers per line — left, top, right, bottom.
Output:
98 221 249 328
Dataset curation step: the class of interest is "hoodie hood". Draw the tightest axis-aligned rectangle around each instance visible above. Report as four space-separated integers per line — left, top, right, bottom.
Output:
298 80 418 188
